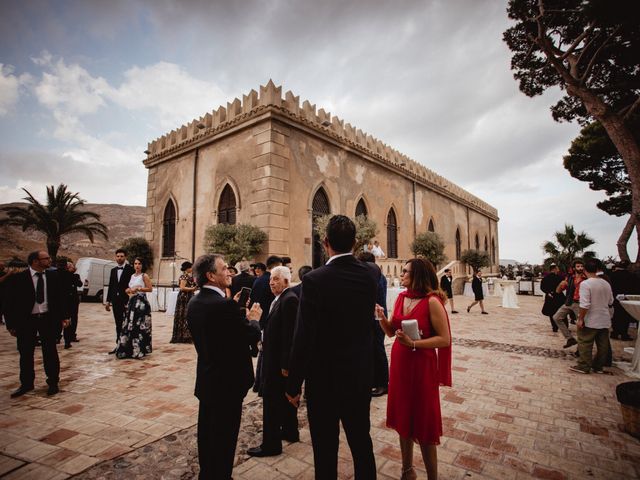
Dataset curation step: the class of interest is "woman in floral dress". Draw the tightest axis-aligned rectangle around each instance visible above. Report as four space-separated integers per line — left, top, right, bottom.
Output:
116 258 153 359
170 261 197 343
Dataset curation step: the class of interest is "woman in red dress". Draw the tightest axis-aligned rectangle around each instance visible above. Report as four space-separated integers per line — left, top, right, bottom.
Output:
376 258 452 480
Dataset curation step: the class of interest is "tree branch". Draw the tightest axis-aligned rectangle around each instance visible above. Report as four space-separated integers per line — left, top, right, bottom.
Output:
623 96 640 121
580 25 621 85
560 23 596 60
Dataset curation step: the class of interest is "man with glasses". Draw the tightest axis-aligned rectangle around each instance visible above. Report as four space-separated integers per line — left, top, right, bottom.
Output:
4 251 70 397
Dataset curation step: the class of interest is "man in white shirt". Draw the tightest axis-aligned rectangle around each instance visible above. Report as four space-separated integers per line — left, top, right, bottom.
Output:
569 259 614 374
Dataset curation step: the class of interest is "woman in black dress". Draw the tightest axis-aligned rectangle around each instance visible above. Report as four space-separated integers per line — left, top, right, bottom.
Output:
170 261 197 343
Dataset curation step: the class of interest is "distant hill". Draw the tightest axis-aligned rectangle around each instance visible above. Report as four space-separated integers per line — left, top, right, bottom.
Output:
0 203 146 262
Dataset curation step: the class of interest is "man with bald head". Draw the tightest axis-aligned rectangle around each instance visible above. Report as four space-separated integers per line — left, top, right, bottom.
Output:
4 251 70 397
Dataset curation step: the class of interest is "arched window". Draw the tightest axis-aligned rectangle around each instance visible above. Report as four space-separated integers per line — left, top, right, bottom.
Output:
484 236 488 252
162 200 176 257
428 218 435 233
355 198 368 218
455 228 461 261
217 184 237 225
475 233 480 250
491 238 496 264
312 188 331 268
387 208 398 259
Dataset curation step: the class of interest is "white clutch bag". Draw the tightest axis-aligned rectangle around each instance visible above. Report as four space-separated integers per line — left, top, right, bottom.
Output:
401 319 421 341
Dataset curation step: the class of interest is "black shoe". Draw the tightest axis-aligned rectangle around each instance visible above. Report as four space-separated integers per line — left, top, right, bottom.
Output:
563 338 577 348
371 387 388 397
64 343 72 349
552 328 559 333
481 311 489 315
47 384 59 396
108 348 117 355
282 434 300 443
451 310 459 314
466 306 471 313
10 385 34 398
72 337 79 343
247 446 281 457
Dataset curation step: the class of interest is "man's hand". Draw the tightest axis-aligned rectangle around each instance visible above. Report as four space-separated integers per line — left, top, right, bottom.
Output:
281 369 289 377
577 318 585 329
247 303 262 321
105 303 111 312
285 393 300 408
62 319 71 329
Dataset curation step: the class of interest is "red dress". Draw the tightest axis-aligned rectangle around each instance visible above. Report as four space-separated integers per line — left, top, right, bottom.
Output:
386 291 452 445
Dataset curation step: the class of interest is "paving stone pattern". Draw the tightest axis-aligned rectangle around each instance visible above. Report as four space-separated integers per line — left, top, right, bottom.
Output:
0 295 639 479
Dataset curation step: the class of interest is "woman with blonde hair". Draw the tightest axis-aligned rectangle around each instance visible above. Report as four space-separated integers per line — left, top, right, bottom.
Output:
376 258 452 480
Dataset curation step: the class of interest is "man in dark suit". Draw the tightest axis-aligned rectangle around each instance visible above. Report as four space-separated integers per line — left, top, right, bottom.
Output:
230 260 255 297
440 268 458 314
105 248 133 353
286 215 379 479
247 266 299 457
4 251 70 397
291 265 312 298
358 251 389 398
250 255 282 393
56 259 82 349
187 254 262 480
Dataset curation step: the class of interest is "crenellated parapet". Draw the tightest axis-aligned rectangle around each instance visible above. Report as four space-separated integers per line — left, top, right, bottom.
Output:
144 80 498 219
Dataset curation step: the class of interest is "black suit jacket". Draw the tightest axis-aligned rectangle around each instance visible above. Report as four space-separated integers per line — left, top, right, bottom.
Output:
286 255 380 399
187 287 261 403
251 272 274 329
106 264 134 305
440 274 453 298
4 269 70 331
230 271 256 298
262 288 298 388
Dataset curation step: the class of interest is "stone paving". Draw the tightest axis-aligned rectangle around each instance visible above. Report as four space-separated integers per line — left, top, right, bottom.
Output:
0 294 639 479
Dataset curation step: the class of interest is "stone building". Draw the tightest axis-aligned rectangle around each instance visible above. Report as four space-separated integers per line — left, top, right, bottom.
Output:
143 81 499 284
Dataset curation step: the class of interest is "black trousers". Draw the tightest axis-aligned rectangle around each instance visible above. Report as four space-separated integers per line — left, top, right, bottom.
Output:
262 375 298 451
197 394 244 480
60 300 80 345
372 321 389 388
17 313 60 387
111 297 127 342
306 390 376 479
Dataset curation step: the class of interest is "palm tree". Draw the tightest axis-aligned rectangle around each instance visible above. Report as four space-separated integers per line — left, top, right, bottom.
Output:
542 224 596 271
0 184 108 259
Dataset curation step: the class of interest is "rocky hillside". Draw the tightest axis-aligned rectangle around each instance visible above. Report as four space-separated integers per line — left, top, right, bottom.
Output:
0 203 146 263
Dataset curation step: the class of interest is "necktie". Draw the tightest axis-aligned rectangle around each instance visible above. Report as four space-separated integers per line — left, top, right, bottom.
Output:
35 272 44 304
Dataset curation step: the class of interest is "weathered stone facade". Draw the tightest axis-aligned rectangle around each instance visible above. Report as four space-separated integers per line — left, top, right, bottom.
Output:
143 81 499 283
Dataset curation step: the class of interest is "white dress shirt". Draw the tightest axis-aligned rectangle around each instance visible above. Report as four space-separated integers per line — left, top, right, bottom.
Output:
579 277 614 329
202 285 226 297
30 267 48 314
325 252 353 265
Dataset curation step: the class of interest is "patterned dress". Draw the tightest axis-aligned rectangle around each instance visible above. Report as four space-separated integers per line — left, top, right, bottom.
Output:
116 273 152 359
170 273 195 343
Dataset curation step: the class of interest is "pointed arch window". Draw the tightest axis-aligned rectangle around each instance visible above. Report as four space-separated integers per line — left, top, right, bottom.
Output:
428 218 435 233
355 198 368 218
475 233 480 250
455 228 461 260
217 184 237 225
162 200 176 257
484 236 488 252
387 208 398 259
312 188 331 269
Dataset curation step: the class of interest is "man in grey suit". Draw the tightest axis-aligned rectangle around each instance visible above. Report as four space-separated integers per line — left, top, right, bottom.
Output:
187 254 262 480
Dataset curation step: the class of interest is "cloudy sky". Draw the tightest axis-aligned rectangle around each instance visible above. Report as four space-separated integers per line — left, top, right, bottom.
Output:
0 0 635 264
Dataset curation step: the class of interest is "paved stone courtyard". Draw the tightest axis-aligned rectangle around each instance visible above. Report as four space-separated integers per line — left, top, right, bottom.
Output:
1 294 639 479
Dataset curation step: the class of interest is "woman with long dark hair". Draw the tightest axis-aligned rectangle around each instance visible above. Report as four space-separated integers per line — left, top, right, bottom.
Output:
376 258 452 480
116 257 153 359
170 261 197 343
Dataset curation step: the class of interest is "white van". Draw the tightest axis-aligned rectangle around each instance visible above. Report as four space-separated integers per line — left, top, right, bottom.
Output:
75 257 117 303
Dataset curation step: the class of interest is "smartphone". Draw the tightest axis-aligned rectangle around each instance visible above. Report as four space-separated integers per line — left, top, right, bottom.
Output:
239 287 252 307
